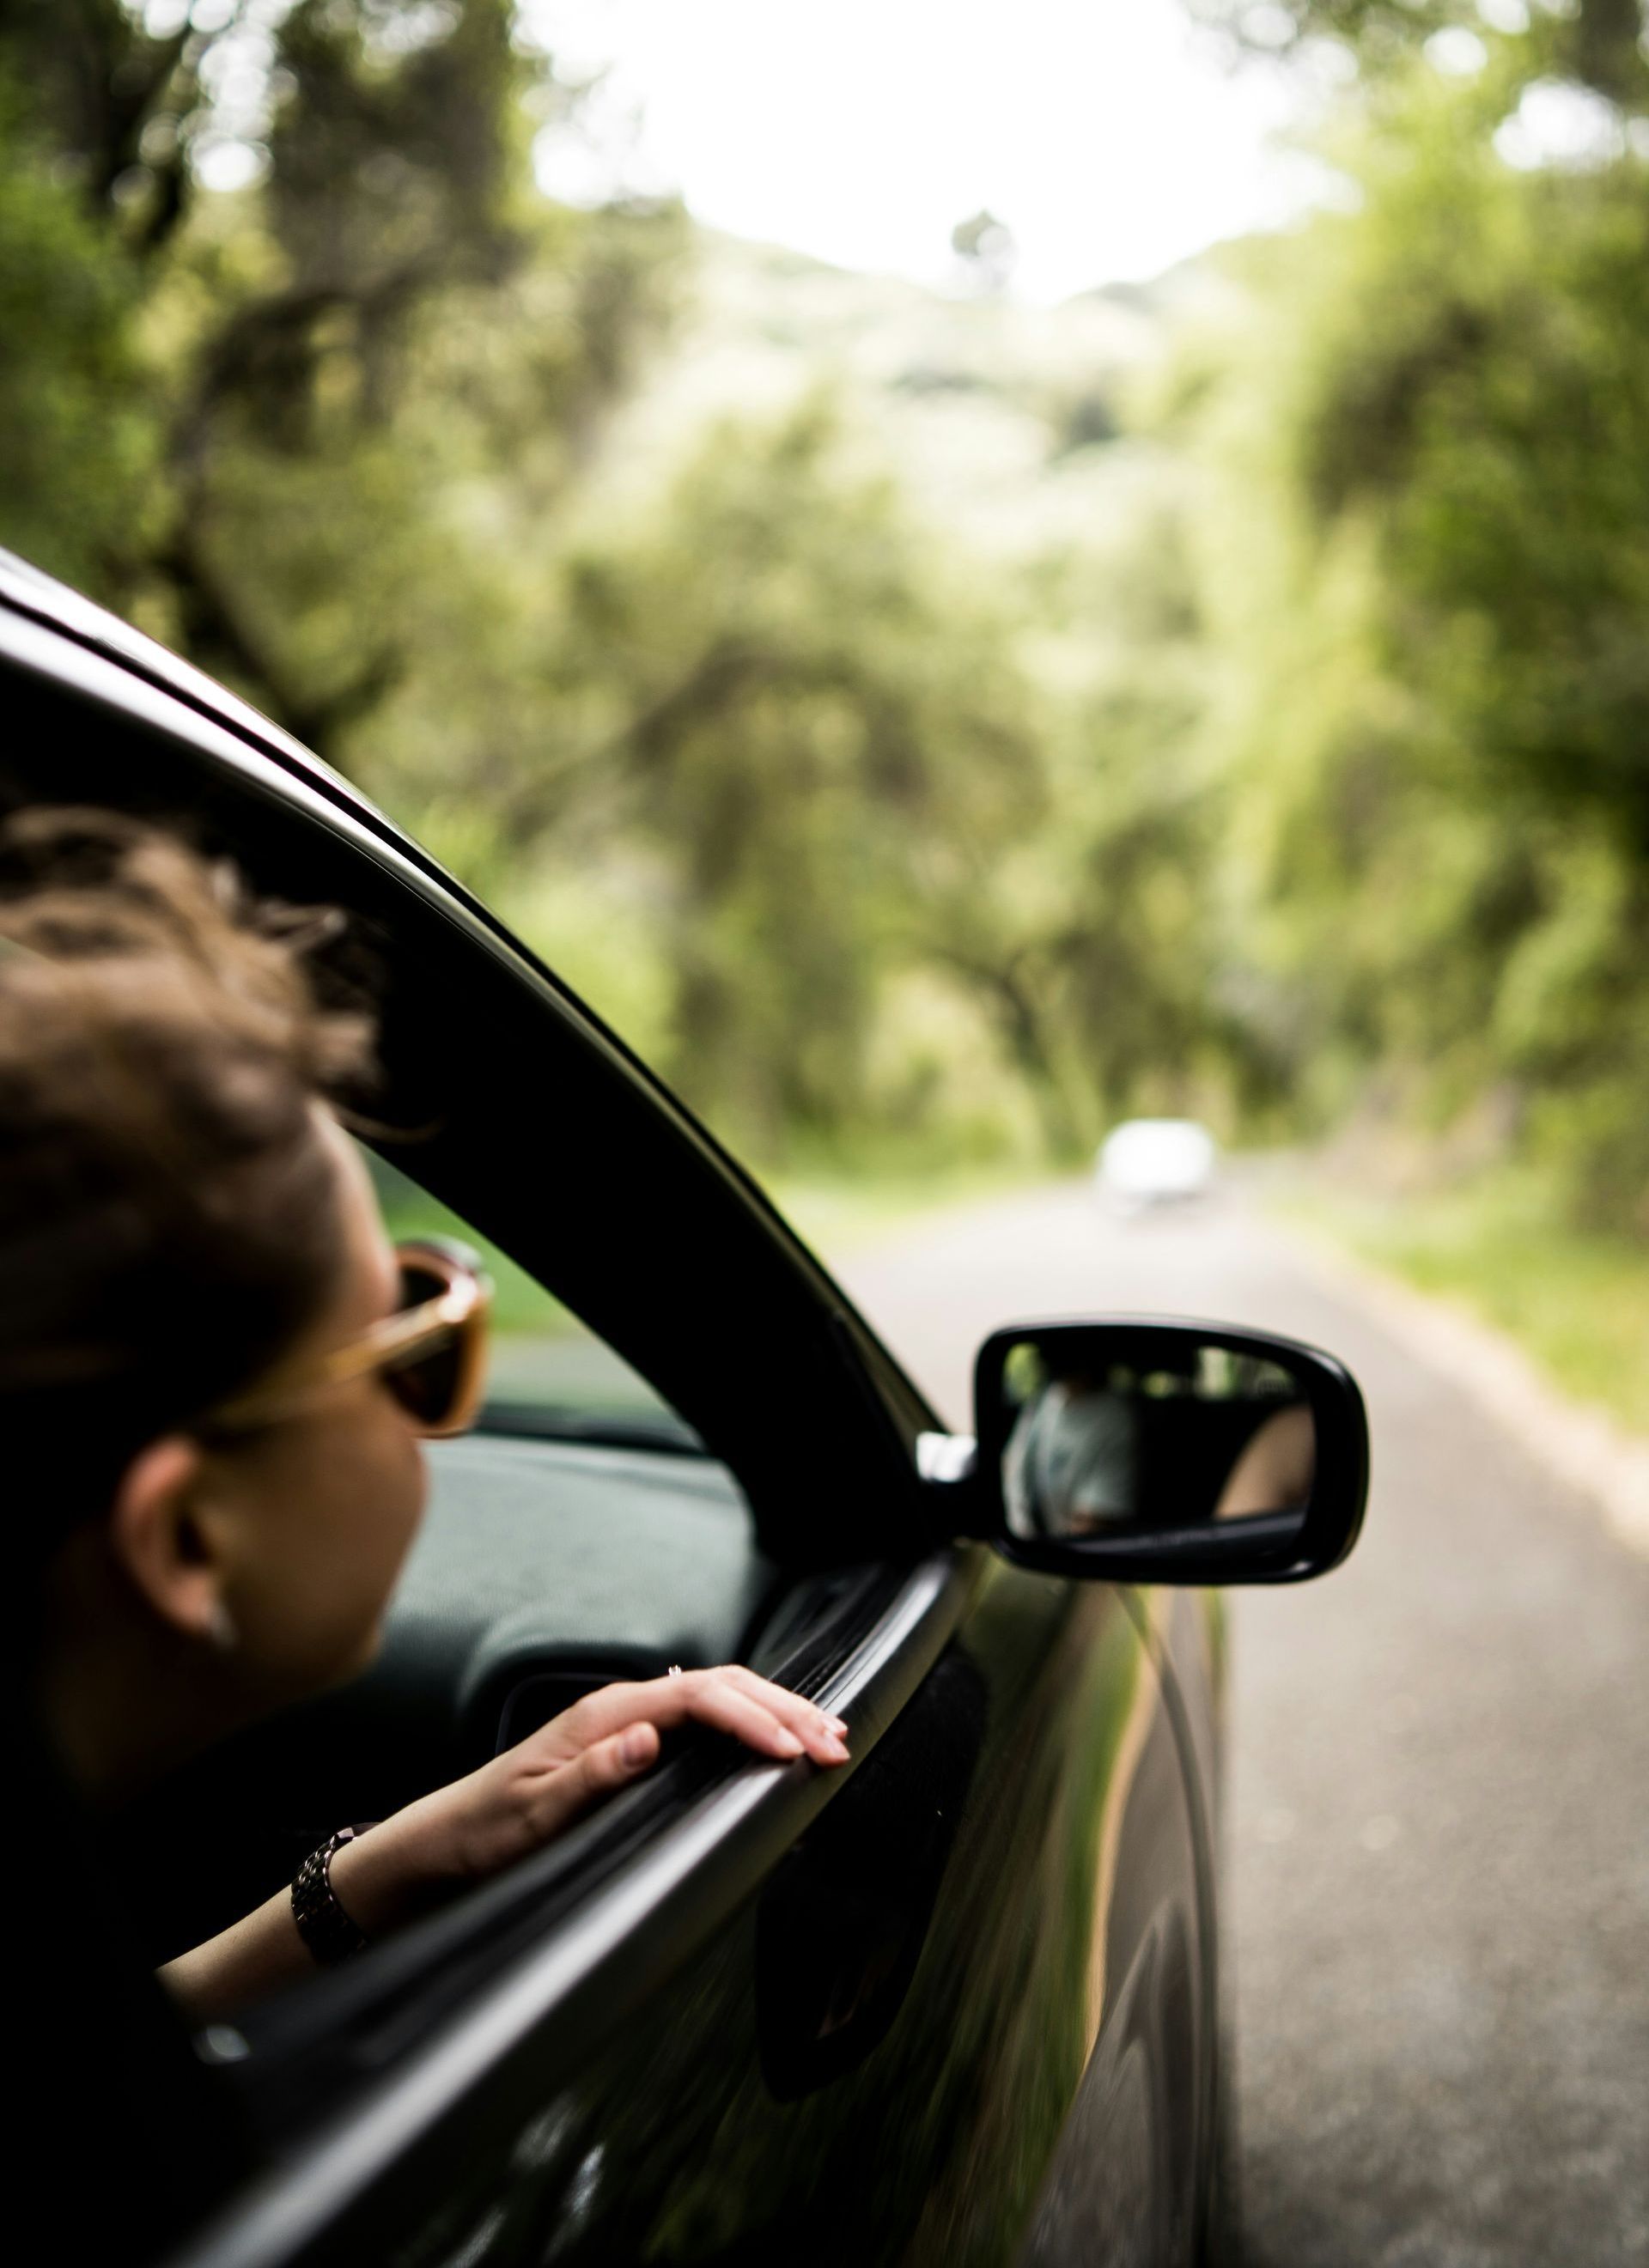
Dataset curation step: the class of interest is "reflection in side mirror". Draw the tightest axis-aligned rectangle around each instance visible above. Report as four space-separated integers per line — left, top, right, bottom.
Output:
971 1319 1368 1586
1001 1340 1311 1538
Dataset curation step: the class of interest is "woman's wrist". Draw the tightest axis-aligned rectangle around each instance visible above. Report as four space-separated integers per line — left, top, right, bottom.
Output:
324 1793 465 1936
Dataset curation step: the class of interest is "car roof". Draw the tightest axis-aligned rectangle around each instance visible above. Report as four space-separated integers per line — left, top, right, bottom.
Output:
0 543 514 961
0 545 375 818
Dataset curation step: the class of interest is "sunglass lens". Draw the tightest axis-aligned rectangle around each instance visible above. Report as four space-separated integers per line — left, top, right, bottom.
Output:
390 1257 463 1431
399 1257 447 1309
388 1339 464 1429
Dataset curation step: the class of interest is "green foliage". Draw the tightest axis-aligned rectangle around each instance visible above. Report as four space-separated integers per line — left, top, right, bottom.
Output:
0 78 157 592
1185 57 1649 1231
0 0 203 253
1 0 1646 1245
0 1 1302 1179
0 0 670 761
1294 121 1649 850
1191 0 1649 107
423 398 1054 1158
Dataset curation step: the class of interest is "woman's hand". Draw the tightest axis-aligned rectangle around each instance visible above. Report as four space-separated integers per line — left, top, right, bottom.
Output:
160 1667 847 2022
330 1667 849 1935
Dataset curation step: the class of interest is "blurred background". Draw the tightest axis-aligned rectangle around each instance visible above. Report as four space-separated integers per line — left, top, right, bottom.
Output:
1 0 1645 1430
5 7 1647 2259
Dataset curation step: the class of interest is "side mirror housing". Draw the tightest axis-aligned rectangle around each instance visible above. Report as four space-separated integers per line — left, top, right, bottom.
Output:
952 1316 1368 1585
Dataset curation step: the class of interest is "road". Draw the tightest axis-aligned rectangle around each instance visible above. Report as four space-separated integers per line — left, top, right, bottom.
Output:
827 1181 1649 2267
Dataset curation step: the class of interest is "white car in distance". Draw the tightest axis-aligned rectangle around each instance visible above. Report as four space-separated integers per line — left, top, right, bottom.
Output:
1096 1118 1219 1215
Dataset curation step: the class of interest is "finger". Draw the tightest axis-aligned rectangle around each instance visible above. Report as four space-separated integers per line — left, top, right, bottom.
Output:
508 1681 663 1763
715 1665 851 1750
728 1665 849 1735
624 1666 849 1759
522 1669 849 1767
669 1672 849 1766
522 1722 660 1843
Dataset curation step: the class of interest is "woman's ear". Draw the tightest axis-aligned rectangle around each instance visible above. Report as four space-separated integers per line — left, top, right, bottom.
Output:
106 1436 234 1648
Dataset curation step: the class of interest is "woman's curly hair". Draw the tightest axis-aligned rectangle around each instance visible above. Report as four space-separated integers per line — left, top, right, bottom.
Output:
0 808 375 1552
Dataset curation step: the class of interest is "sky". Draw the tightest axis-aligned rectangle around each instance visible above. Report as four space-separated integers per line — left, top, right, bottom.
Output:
524 0 1326 303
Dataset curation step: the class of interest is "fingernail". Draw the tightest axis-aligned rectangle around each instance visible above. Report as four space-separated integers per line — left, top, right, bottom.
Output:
622 1726 653 1766
826 1717 849 1736
820 1735 849 1763
774 1730 804 1757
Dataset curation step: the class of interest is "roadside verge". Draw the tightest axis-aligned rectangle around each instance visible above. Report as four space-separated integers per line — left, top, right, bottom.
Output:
1274 1216 1649 1561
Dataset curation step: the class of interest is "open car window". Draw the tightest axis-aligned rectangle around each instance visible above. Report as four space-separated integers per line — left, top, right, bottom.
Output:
104 1143 770 2046
365 1146 703 1456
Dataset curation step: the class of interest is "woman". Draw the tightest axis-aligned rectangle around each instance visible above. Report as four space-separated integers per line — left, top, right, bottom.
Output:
3 809 847 2026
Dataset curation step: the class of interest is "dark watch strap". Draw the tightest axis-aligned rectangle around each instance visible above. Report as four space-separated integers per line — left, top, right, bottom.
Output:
291 1824 374 1966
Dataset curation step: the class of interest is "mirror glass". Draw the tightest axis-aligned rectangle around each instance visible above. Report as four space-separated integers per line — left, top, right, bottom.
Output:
996 1331 1317 1542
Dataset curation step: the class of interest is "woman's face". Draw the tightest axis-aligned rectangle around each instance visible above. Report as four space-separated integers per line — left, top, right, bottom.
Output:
204 1116 429 1702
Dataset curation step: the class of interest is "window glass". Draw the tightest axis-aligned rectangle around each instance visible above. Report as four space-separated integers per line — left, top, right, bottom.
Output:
364 1146 701 1452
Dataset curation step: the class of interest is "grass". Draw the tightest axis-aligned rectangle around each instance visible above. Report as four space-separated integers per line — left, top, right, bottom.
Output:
1285 1169 1649 1435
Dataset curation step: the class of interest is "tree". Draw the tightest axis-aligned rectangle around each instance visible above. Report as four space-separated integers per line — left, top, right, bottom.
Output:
1190 0 1648 107
1184 69 1649 1227
430 398 1053 1157
0 65 157 589
0 1 683 763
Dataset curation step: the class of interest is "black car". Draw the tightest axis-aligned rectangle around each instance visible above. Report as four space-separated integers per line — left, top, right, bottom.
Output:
0 548 1368 2268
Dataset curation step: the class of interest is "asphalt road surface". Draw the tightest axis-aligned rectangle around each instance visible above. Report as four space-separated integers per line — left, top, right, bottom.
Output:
829 1181 1649 2268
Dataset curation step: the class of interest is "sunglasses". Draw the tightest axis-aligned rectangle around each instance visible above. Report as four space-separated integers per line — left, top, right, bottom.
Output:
205 1238 492 1440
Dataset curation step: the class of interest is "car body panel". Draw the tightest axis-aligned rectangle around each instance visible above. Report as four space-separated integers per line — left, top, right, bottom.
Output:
173 1566 1205 2268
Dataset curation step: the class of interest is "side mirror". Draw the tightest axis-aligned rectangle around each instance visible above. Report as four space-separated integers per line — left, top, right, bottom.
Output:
949 1316 1368 1585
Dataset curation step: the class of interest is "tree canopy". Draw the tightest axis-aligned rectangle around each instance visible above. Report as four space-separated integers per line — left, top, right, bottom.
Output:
1 1 1646 1232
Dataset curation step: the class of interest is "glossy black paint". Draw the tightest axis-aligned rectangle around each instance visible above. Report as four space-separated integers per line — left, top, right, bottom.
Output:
178 1568 1207 2268
0 551 1314 2268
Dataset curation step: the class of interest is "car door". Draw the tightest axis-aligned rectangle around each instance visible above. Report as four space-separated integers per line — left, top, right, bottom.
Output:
0 560 1214 2268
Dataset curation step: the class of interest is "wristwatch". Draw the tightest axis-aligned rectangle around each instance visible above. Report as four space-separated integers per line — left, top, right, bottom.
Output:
291 1824 374 1966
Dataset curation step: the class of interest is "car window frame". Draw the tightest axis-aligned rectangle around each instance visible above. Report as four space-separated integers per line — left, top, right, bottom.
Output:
0 586 939 1564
